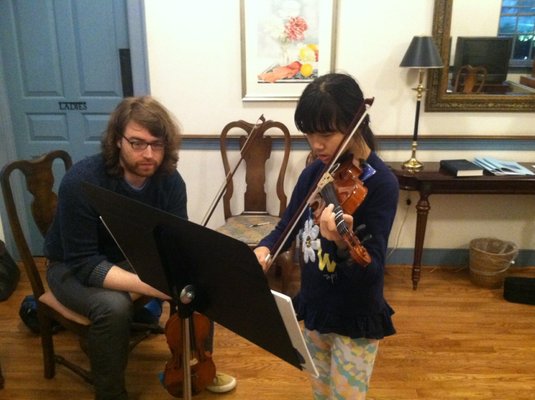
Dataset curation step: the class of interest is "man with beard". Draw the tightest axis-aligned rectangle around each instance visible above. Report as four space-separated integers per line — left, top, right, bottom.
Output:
44 96 236 399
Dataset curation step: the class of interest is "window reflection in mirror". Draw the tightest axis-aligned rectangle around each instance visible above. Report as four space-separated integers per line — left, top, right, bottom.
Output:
499 0 535 67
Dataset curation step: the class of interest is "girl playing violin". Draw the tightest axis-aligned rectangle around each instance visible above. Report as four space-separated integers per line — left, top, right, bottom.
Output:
254 73 399 399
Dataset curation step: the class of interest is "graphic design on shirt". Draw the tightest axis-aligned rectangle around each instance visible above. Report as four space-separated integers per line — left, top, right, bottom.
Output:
300 214 339 283
317 249 336 273
300 217 320 263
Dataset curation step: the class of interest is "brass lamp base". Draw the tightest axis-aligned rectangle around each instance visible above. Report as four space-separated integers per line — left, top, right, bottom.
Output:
402 156 424 171
402 141 423 171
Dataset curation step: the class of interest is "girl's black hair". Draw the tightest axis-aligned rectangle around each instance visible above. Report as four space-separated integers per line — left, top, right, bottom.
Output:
294 73 376 151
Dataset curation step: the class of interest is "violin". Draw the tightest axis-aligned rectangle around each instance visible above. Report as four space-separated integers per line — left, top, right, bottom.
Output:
310 157 371 266
162 307 216 397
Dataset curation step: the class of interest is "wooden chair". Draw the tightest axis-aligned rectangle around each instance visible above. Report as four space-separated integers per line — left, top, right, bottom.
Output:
0 150 153 385
215 119 296 293
453 64 488 93
519 58 535 89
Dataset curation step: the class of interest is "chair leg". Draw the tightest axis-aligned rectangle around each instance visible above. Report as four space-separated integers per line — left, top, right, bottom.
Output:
0 359 4 389
276 250 299 296
41 324 56 379
38 312 56 379
128 329 152 352
55 355 93 385
277 250 301 297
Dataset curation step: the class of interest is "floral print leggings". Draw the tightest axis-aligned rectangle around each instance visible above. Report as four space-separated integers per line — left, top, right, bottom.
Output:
305 329 379 400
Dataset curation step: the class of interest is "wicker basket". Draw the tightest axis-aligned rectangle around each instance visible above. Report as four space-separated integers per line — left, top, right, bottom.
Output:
469 238 518 289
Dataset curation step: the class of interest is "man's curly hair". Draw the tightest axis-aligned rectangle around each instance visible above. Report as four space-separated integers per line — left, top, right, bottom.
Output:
101 96 182 177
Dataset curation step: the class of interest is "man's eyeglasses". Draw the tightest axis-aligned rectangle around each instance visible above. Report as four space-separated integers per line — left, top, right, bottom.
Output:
122 136 165 152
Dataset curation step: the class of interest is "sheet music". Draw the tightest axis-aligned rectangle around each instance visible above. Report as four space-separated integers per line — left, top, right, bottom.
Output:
271 290 318 377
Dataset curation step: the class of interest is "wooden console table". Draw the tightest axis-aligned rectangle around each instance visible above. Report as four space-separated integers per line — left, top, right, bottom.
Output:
389 162 535 290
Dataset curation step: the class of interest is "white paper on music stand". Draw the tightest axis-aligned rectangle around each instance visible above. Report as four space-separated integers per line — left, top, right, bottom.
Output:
271 290 318 377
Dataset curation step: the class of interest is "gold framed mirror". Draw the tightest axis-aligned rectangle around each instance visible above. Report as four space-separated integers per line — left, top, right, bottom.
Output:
426 0 535 112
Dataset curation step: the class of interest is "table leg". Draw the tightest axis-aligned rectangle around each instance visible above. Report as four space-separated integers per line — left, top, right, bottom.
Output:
412 190 431 290
0 360 4 389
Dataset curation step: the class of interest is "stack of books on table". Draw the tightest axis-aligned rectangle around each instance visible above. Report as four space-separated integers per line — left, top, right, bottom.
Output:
439 159 484 177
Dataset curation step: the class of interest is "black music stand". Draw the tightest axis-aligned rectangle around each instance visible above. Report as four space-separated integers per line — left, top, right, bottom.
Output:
82 182 314 399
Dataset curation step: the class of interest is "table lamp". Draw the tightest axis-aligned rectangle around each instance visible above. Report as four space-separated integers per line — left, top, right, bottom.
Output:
400 36 443 171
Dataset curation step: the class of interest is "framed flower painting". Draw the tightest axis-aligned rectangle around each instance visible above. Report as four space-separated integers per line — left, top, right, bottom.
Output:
240 0 338 101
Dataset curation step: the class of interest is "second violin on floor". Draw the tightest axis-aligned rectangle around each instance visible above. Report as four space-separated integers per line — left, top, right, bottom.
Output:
162 309 216 397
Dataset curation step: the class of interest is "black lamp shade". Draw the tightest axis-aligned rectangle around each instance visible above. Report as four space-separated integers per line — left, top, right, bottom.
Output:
400 36 443 68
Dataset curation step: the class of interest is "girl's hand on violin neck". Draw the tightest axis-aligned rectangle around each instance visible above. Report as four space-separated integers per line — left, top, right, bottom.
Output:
319 203 353 248
254 246 271 272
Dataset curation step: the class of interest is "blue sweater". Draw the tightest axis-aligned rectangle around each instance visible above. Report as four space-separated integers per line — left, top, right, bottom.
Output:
258 152 399 339
44 154 187 285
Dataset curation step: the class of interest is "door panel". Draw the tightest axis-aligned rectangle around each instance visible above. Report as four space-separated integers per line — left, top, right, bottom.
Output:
74 1 126 96
15 2 64 96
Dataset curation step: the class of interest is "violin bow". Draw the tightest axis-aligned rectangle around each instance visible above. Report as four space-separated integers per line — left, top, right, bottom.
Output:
264 98 374 267
200 114 266 227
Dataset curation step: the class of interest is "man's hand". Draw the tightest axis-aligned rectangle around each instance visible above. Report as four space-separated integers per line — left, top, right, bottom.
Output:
103 265 172 300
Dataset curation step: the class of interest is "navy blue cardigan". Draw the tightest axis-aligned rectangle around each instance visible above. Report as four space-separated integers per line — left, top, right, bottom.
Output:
258 152 399 339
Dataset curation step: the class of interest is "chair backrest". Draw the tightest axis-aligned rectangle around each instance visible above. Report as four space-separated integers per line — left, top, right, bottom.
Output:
0 150 72 298
219 119 291 220
453 64 488 93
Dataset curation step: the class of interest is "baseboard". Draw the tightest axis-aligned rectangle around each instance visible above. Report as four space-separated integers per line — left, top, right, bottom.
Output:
387 248 535 267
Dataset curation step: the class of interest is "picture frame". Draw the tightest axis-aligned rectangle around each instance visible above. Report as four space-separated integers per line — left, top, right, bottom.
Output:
240 0 338 102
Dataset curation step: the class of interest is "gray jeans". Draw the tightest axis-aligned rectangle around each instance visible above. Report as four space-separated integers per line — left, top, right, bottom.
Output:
47 261 134 400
